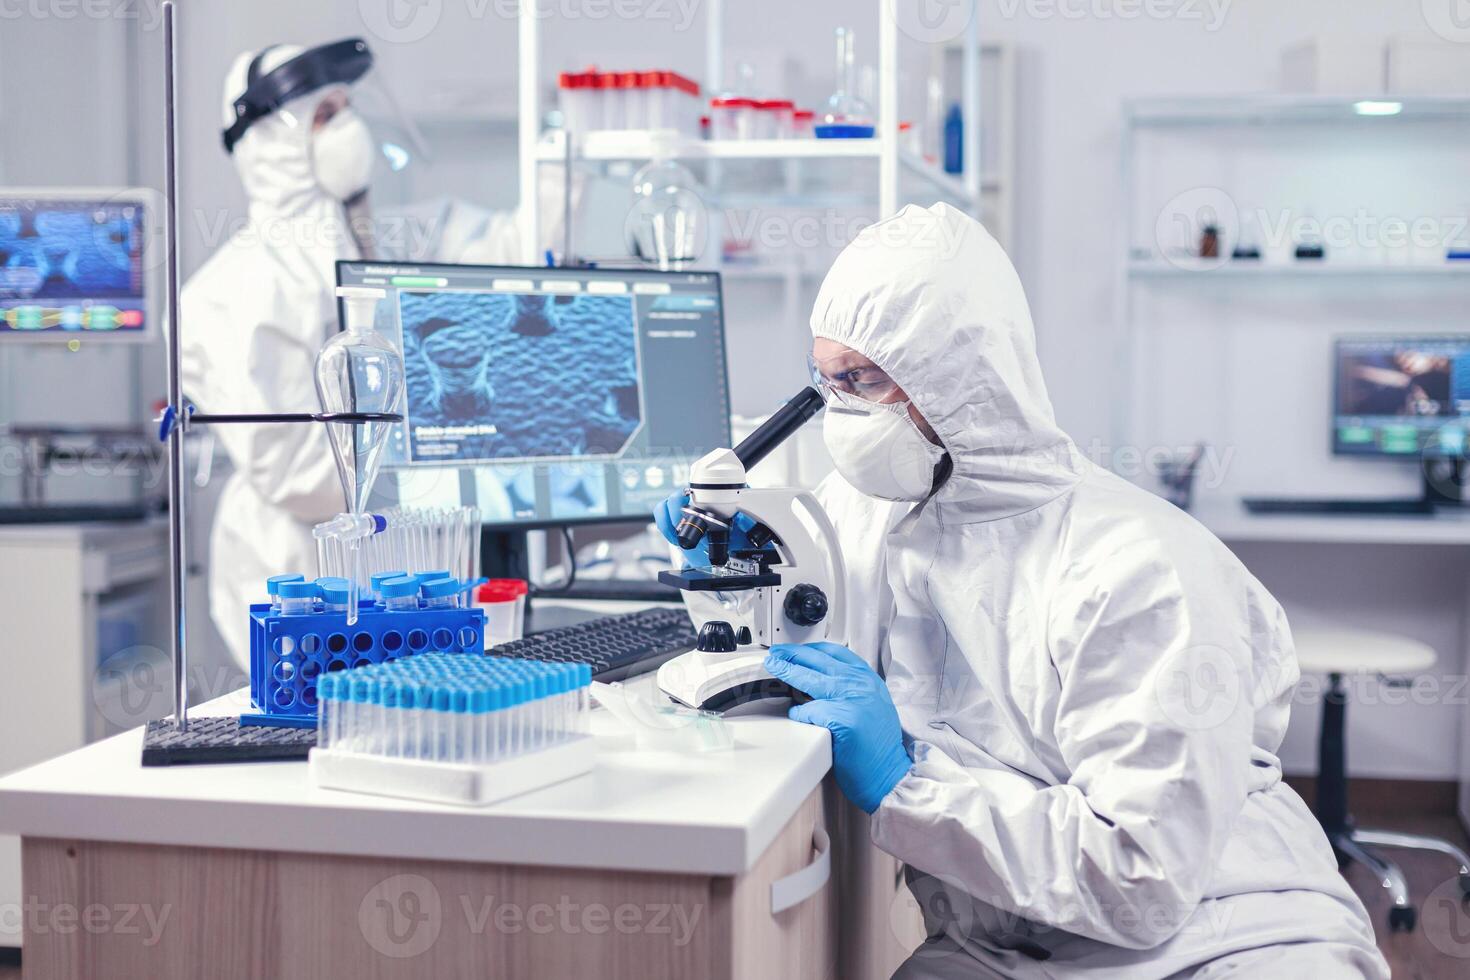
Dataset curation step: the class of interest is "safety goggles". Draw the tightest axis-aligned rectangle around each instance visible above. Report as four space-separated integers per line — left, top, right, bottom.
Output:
807 352 902 406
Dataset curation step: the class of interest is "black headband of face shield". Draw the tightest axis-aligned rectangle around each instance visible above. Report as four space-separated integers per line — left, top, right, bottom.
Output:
221 38 374 154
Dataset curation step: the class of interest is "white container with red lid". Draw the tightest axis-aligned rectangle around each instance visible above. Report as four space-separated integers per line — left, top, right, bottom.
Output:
754 99 795 139
709 96 758 140
473 578 529 649
558 69 702 137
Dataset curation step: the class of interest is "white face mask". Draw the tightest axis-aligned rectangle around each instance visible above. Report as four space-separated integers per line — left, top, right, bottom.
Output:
823 399 946 502
311 108 376 202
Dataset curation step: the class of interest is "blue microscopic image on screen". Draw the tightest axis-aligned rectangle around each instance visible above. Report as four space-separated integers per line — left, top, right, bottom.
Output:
549 464 609 519
398 290 642 463
0 199 148 334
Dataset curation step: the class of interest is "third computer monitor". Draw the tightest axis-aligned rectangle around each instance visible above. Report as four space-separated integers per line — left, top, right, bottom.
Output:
336 260 732 528
1334 335 1470 459
0 188 157 342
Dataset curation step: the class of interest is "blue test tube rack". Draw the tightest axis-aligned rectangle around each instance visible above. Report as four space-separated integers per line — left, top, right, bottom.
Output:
242 601 487 729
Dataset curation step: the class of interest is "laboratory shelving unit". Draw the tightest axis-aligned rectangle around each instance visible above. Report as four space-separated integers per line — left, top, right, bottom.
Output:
513 0 1011 267
1113 93 1470 456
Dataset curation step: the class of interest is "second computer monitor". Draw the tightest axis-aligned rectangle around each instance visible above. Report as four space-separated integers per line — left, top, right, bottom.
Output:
336 260 732 527
0 188 157 342
1334 335 1470 458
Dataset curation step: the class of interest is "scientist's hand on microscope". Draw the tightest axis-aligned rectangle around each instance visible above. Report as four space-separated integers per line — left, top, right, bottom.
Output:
653 492 763 566
765 642 913 814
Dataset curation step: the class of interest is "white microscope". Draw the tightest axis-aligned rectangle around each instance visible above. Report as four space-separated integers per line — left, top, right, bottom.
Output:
657 387 848 713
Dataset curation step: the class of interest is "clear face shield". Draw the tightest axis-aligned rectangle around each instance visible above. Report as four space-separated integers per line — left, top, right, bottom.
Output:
224 38 431 216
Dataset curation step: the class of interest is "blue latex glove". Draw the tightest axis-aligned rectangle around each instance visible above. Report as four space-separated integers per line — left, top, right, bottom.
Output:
653 492 764 567
765 642 912 814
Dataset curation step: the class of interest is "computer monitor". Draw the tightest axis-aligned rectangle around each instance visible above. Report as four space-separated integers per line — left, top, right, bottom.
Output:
1333 336 1470 459
0 188 158 342
335 260 732 533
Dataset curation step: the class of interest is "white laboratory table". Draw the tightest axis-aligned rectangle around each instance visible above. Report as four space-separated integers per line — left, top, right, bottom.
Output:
0 685 840 979
1189 498 1470 546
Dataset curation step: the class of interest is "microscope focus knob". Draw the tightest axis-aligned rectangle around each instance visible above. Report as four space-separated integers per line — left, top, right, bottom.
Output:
696 620 739 653
784 584 829 628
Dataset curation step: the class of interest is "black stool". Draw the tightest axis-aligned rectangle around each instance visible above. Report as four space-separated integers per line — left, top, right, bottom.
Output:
1298 627 1470 933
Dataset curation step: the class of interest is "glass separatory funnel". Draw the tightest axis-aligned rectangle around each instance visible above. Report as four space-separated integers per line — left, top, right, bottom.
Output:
315 286 405 515
315 286 406 625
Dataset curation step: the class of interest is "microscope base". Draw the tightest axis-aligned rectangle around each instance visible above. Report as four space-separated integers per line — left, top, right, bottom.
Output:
657 648 807 713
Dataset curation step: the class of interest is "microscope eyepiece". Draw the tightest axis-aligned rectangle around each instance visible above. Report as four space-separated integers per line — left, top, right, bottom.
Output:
732 386 824 471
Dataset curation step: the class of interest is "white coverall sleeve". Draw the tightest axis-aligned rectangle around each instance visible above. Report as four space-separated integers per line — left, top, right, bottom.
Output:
199 309 343 523
870 541 1256 950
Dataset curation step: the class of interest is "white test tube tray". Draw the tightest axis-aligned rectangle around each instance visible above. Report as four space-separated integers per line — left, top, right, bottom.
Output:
308 735 596 807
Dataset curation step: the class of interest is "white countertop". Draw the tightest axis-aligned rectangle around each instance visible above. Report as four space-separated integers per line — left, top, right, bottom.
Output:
0 687 831 877
1191 499 1470 546
0 518 166 545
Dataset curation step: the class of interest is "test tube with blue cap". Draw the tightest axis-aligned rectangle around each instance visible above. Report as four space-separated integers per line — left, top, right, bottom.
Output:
420 577 460 610
379 575 420 611
316 576 352 614
277 579 319 616
266 573 305 614
370 570 407 605
315 654 591 769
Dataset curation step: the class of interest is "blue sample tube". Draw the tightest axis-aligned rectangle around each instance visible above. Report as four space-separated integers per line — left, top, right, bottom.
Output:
370 570 407 605
379 575 421 612
420 577 460 610
277 579 319 616
316 576 352 614
266 573 305 614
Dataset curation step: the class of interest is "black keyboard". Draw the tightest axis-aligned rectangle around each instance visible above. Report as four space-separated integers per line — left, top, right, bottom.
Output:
493 606 697 682
1242 497 1435 516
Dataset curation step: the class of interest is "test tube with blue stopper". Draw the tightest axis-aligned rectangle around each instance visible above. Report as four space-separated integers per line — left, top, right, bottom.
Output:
277 579 319 616
316 576 352 614
379 575 420 611
266 573 305 613
370 570 406 605
420 577 460 610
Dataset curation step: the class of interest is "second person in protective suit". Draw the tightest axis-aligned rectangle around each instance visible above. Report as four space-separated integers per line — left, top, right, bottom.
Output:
660 203 1388 978
182 38 564 669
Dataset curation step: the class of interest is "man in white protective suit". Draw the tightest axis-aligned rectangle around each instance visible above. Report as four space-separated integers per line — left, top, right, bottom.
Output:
181 39 549 669
658 203 1388 978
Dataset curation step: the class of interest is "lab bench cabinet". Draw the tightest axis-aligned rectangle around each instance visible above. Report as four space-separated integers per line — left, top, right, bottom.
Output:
0 700 880 978
18 787 836 980
0 520 167 951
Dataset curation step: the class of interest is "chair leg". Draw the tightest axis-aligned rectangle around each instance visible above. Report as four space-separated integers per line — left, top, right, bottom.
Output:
1332 831 1418 932
1315 672 1349 836
1353 828 1470 898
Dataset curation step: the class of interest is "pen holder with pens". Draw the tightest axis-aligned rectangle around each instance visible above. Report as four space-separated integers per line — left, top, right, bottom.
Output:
1157 444 1205 511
